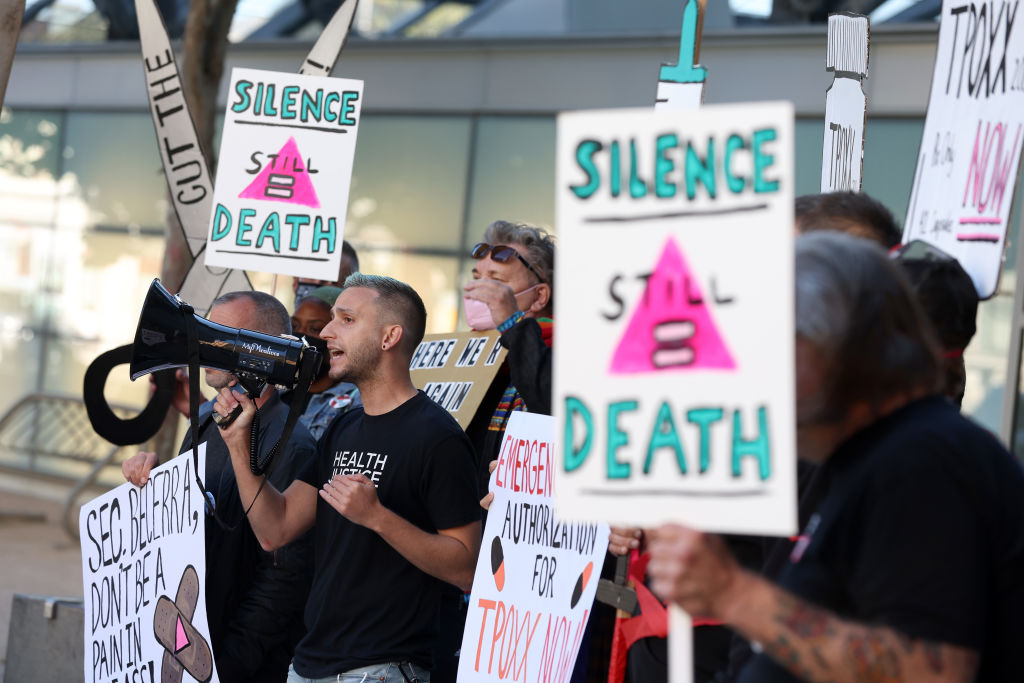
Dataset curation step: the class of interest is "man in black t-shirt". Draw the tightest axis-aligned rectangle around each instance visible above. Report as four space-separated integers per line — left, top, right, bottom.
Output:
214 273 482 683
644 233 1024 682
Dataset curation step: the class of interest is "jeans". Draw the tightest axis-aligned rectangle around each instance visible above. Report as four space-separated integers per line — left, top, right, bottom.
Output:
286 661 430 683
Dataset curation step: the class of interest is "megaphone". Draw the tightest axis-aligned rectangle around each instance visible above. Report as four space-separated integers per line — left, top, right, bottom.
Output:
130 279 321 401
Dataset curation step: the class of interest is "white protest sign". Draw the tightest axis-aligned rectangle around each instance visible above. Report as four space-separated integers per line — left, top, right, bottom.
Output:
553 103 797 537
655 0 707 110
81 447 217 683
459 412 610 683
820 12 870 193
904 0 1024 299
204 68 363 281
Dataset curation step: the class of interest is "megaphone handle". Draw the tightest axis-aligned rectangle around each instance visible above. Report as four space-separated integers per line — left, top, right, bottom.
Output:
213 403 243 427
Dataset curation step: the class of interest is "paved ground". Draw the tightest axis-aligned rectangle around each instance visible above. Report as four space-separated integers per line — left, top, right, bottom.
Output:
0 479 90 679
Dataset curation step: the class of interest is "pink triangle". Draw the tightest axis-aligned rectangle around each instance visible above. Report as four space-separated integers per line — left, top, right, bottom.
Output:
174 615 190 654
239 136 321 208
610 237 736 374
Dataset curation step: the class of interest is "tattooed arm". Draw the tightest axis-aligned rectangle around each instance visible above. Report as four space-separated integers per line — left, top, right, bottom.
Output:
647 524 979 683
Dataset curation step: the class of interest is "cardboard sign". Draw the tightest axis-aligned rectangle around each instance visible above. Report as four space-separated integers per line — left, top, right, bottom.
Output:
820 12 870 193
204 68 363 281
410 330 508 428
904 0 1024 299
80 447 217 683
458 412 610 683
655 0 707 109
552 103 797 537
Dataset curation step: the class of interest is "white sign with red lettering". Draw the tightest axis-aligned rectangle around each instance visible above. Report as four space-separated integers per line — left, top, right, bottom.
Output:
459 412 610 683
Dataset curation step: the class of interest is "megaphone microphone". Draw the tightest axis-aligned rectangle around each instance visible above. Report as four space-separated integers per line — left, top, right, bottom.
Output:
130 279 321 477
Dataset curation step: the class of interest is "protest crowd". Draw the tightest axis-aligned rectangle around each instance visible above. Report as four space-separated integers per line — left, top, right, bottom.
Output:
40 3 1021 683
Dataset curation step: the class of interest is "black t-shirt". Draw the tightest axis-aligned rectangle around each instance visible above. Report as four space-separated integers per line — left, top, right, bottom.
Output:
739 396 1024 682
293 391 481 677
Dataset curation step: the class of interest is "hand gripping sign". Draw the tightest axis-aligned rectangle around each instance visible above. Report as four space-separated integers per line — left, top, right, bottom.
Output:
554 102 797 683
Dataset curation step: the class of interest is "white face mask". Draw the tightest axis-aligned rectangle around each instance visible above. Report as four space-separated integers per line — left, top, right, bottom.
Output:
462 284 541 330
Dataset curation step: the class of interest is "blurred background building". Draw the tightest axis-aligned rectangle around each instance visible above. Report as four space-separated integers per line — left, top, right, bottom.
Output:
1 0 1018 461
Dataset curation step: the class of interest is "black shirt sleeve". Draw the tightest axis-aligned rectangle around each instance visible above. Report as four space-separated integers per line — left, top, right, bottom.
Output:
420 431 482 532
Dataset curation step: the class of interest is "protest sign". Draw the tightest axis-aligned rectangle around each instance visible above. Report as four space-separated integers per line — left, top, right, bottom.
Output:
459 412 609 683
553 103 797 537
820 12 870 193
904 0 1024 299
204 68 363 282
81 447 216 683
656 0 707 110
410 330 508 428
0 0 23 110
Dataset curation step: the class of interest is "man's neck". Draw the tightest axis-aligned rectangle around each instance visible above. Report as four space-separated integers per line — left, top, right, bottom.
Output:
356 374 418 416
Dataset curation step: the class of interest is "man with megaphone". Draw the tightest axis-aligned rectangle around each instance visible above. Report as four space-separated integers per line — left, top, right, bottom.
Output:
213 274 482 683
123 290 318 682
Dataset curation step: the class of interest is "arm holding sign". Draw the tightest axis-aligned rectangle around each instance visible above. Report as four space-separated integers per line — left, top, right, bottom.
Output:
214 386 318 551
647 525 979 683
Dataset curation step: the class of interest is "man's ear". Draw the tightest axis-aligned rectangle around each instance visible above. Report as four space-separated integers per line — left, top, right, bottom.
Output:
527 283 551 315
381 324 404 352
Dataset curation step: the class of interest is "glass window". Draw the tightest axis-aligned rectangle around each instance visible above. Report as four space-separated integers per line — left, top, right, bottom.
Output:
344 115 472 252
464 116 556 241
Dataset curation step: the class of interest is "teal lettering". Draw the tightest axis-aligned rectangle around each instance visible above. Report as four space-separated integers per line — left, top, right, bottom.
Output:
629 140 648 198
564 397 593 472
607 401 637 480
285 214 310 251
256 213 281 252
570 140 602 199
231 80 253 114
262 84 278 116
211 203 231 241
655 133 678 198
752 128 779 193
685 138 716 200
340 91 359 125
312 216 336 253
300 89 323 123
324 92 340 122
254 83 264 116
687 408 723 474
610 140 621 197
732 406 771 481
644 402 686 474
236 209 256 246
280 86 299 120
724 134 747 193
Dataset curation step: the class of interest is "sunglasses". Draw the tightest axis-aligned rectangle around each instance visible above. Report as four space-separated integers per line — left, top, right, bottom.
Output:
471 243 546 283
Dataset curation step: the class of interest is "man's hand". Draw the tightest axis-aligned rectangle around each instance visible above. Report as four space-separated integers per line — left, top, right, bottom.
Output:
213 385 256 457
320 474 384 529
479 459 499 510
123 451 159 487
608 526 644 556
646 523 744 619
464 279 519 328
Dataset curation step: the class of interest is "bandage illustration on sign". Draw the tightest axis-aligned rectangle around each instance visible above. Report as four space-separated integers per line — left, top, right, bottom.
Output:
611 237 735 374
239 137 322 208
154 565 213 683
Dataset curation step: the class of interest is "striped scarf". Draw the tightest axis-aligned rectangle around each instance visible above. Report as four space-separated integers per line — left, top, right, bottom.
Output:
489 318 553 432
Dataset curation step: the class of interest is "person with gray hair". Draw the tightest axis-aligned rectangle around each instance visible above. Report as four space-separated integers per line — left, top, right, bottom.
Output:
644 232 1024 682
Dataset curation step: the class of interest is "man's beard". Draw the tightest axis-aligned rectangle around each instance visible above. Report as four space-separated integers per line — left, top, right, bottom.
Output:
329 343 381 386
205 369 236 391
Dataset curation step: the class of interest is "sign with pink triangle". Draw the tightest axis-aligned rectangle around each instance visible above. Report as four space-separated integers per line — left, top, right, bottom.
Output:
553 103 797 539
238 136 321 208
205 67 363 281
610 237 735 374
